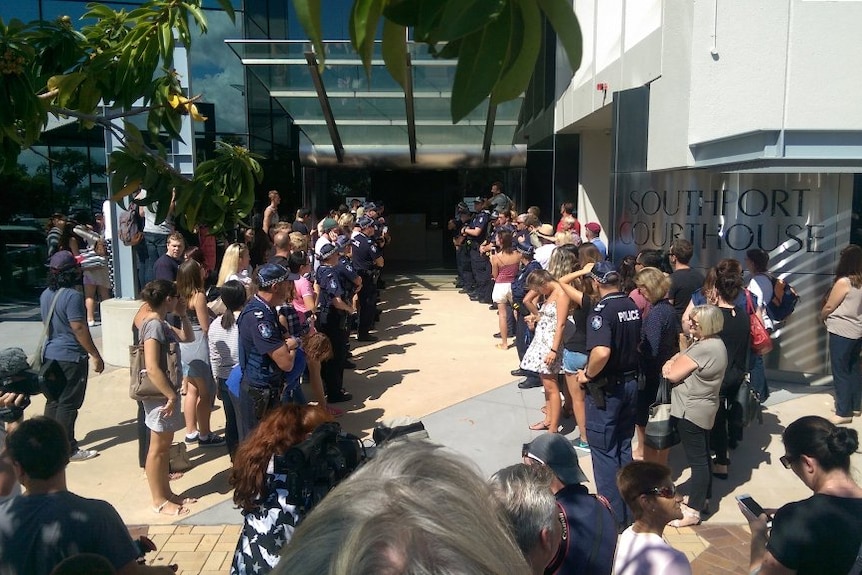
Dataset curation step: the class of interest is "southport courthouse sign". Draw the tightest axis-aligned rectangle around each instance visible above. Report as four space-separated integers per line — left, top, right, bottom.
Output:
610 171 852 377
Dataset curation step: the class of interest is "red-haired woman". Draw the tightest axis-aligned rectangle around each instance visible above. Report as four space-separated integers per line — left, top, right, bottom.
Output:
229 404 333 574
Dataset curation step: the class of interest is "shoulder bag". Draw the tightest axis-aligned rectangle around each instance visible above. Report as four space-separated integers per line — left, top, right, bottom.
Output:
130 319 180 401
28 288 66 371
735 373 763 428
745 290 773 356
644 377 680 450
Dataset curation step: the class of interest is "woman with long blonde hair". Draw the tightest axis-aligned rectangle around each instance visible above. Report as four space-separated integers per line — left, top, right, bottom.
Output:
520 269 570 433
217 243 251 288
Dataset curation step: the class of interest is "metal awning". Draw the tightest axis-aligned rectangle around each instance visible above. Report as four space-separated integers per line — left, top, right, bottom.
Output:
225 39 526 168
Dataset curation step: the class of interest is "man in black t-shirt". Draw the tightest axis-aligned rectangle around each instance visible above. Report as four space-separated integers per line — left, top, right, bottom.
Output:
291 208 311 237
668 239 705 321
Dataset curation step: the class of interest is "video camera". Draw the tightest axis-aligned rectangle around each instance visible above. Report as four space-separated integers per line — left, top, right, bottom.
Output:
273 422 366 516
0 348 43 423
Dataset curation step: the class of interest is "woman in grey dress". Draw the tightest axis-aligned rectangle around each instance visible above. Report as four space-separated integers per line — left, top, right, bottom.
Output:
134 279 196 516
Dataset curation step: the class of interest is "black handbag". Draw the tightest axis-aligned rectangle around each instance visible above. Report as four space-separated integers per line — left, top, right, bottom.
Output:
735 374 762 428
644 377 680 450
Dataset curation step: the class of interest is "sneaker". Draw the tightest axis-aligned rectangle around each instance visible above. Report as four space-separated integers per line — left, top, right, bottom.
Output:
184 433 199 444
70 449 99 462
87 320 96 327
572 439 591 452
198 434 225 447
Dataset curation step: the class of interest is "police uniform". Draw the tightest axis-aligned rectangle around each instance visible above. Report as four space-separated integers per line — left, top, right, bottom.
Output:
467 205 492 302
237 294 286 438
584 291 641 526
350 230 379 338
512 258 542 361
315 261 350 402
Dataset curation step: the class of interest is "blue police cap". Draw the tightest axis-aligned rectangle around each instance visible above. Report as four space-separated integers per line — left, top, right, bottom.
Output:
357 215 376 228
317 243 340 260
256 263 298 287
588 261 620 284
515 241 534 256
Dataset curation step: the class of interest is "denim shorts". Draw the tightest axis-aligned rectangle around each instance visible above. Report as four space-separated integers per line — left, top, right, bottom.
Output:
562 350 588 374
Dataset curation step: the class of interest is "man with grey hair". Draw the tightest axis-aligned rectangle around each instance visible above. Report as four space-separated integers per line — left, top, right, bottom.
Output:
523 433 617 575
274 441 530 575
489 463 562 575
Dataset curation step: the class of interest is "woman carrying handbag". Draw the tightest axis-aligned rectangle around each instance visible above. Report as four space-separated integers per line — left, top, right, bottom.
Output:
133 280 197 516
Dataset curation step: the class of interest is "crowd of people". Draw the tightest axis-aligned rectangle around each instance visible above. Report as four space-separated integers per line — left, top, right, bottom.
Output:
0 183 861 574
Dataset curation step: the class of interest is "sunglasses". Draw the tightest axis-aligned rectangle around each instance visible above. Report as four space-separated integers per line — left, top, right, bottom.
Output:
642 485 676 499
780 455 796 469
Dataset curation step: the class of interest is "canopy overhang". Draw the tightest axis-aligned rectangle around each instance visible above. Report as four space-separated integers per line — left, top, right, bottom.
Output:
226 39 526 169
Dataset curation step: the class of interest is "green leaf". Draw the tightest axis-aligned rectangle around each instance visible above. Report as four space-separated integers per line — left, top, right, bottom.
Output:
76 76 102 113
384 0 445 42
382 19 408 90
159 23 174 68
46 72 87 108
437 0 506 42
491 0 541 104
536 0 582 71
350 0 384 74
213 0 236 23
450 8 511 123
183 2 208 34
293 0 324 63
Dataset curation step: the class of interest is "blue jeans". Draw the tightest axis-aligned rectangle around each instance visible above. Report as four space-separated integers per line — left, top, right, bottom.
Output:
217 377 239 459
748 354 769 401
584 377 637 527
138 232 168 287
829 332 862 417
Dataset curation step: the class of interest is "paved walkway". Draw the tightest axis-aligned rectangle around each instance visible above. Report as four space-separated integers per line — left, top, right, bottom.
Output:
5 275 860 574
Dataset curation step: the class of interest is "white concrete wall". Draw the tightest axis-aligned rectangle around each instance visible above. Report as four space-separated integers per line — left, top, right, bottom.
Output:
577 130 613 237
562 0 862 171
556 0 663 132
646 2 694 169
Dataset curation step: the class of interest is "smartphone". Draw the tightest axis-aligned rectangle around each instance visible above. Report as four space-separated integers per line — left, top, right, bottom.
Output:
737 494 772 526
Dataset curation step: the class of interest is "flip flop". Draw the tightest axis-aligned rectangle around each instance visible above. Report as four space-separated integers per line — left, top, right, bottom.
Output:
494 343 508 350
168 471 184 481
171 496 198 505
152 500 190 516
529 421 551 431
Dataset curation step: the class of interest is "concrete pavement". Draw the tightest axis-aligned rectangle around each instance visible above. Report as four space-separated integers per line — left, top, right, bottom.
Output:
2 276 860 574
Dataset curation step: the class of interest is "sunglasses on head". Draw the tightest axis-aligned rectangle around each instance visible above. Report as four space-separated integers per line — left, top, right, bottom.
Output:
642 485 676 499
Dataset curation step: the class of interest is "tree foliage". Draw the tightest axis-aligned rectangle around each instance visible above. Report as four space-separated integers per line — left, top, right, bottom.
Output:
296 0 583 123
0 0 260 234
0 0 582 233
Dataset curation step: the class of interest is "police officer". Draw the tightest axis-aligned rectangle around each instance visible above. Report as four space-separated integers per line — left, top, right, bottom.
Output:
236 263 301 441
463 196 492 303
450 203 472 290
511 241 544 389
351 215 383 342
574 260 641 527
316 243 355 403
365 201 389 290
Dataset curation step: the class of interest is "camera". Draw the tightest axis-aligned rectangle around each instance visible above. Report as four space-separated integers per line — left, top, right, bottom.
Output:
274 422 366 516
0 348 42 423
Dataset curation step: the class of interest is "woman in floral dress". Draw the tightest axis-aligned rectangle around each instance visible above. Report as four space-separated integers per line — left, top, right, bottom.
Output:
521 268 570 433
